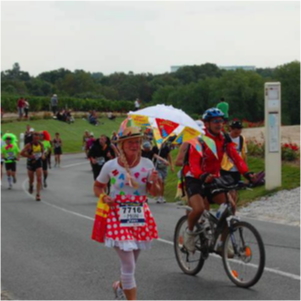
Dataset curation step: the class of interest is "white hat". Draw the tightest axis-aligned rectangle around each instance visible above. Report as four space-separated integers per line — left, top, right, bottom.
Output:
53 94 57 97
90 132 94 136
29 128 35 132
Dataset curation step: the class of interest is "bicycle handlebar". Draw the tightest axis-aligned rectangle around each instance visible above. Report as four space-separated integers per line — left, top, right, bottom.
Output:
203 180 252 192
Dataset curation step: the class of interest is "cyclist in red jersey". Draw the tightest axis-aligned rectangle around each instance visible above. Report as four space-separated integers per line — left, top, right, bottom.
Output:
179 108 255 253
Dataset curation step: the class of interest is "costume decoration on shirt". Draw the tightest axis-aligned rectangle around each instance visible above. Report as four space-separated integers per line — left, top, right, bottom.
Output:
111 177 116 184
202 136 218 158
120 191 125 195
134 172 140 179
119 173 125 180
112 169 119 176
133 190 140 196
141 177 147 183
5 144 13 150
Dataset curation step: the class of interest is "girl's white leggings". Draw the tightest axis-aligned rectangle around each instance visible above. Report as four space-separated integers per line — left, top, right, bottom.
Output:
114 247 141 290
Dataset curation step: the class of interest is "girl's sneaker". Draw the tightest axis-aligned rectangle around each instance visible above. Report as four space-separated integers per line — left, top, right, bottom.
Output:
112 281 125 300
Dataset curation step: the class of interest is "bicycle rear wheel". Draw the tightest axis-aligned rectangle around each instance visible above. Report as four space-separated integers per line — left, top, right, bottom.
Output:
222 221 265 288
174 215 205 275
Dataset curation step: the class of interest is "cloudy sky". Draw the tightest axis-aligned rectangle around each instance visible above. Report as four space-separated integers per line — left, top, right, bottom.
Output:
1 1 300 76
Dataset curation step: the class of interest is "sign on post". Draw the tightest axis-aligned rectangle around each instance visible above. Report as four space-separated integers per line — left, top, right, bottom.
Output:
264 82 281 190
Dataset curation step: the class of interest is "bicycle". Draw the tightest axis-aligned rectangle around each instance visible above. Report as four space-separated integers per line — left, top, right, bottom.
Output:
174 180 265 288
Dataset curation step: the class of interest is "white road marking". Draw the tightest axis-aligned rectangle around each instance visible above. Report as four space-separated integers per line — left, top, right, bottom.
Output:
21 177 300 282
61 162 88 168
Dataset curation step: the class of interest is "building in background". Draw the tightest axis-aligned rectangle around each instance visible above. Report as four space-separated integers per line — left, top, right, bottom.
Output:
218 65 256 71
170 66 185 72
171 65 256 72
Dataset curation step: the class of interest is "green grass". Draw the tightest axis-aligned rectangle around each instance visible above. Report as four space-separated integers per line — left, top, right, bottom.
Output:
1 117 124 153
2 119 300 205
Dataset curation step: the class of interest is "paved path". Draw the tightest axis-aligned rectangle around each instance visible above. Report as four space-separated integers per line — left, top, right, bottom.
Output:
2 154 300 300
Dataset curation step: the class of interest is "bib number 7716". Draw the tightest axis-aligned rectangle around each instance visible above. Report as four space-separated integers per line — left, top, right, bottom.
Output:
119 203 145 227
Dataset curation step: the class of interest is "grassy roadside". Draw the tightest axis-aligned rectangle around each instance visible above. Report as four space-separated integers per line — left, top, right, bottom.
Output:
1 117 124 153
2 119 300 205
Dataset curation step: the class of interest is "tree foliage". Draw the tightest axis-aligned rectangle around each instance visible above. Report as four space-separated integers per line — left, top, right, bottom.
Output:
1 61 300 124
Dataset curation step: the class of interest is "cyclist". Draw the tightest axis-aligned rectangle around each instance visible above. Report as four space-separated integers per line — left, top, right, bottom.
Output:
179 108 254 253
40 131 52 188
21 132 45 201
1 135 20 189
53 132 63 167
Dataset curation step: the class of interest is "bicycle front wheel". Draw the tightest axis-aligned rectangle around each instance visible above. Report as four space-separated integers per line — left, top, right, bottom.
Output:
222 221 265 288
174 215 205 275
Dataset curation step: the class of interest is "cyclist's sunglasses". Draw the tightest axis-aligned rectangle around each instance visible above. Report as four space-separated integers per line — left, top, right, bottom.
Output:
211 119 224 124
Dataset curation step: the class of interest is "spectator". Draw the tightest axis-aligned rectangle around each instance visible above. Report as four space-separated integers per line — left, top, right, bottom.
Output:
153 142 175 204
216 97 229 123
88 110 99 126
17 97 25 119
111 131 118 146
50 94 58 116
134 98 141 111
24 99 29 119
82 130 90 158
107 111 116 120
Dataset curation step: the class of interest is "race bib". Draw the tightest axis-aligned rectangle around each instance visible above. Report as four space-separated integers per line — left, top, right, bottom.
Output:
34 152 42 160
119 202 145 227
96 157 105 166
7 152 15 160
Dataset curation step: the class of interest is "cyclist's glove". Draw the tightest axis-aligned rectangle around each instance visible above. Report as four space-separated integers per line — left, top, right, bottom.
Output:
243 172 255 182
199 173 210 184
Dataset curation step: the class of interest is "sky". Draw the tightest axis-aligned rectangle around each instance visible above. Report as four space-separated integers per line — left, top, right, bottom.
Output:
1 1 300 76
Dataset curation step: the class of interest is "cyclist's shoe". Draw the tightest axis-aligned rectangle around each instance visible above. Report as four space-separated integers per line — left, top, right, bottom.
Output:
13 176 17 183
29 185 34 194
112 281 125 300
156 197 166 204
184 229 196 253
216 244 234 258
36 194 41 201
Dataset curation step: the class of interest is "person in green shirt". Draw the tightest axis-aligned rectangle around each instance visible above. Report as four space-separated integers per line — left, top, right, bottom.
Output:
1 135 20 189
216 97 229 123
40 132 52 188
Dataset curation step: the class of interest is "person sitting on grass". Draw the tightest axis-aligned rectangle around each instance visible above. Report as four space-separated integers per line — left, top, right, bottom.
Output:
107 111 116 120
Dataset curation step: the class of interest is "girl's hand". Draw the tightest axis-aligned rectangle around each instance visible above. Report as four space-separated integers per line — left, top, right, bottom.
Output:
103 195 115 205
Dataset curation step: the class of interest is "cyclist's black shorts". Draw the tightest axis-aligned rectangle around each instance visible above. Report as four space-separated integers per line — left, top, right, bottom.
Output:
27 159 43 171
220 170 241 184
5 162 16 172
185 177 223 204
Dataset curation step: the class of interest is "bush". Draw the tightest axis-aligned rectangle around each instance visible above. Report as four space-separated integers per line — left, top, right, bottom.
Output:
43 112 53 119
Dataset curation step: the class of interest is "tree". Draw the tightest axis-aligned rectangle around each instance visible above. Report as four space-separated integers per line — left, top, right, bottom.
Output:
274 61 300 125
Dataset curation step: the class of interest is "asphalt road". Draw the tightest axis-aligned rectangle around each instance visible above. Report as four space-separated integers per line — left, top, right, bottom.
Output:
2 154 300 300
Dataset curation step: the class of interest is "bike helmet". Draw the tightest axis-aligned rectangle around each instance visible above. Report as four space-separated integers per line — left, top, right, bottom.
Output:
202 108 224 121
230 120 243 129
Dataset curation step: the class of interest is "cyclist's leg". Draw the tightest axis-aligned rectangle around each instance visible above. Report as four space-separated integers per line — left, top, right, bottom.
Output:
187 194 207 231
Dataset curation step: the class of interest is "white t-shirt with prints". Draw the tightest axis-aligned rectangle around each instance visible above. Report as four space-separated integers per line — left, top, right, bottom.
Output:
96 157 155 199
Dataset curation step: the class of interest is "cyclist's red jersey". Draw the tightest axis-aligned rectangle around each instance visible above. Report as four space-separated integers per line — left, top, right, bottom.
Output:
183 129 248 179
